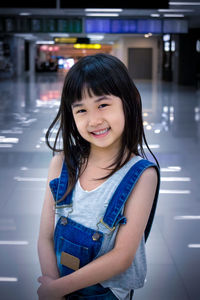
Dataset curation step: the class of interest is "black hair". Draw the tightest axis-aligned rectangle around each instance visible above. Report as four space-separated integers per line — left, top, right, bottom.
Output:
46 53 159 200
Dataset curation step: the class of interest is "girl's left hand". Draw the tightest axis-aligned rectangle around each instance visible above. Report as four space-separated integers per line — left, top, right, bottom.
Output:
37 275 64 300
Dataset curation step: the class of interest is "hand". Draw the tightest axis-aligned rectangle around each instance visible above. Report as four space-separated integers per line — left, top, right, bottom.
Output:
37 275 65 300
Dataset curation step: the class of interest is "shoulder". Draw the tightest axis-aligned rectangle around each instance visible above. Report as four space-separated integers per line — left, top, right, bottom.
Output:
133 165 158 195
140 165 158 185
125 164 158 206
123 163 159 209
48 152 64 181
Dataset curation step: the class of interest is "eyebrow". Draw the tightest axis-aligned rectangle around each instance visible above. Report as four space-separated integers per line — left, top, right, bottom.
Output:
72 96 110 108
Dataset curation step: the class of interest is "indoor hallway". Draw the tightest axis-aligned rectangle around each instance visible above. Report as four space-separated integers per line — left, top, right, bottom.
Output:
0 72 199 300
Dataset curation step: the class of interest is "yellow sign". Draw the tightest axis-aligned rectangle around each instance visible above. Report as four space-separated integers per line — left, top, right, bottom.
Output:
54 37 77 44
74 44 101 49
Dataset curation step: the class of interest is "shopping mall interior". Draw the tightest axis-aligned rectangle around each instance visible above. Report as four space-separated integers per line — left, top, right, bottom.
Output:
0 1 200 299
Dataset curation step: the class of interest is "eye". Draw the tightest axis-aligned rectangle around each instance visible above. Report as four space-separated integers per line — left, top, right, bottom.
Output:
76 109 86 114
99 103 109 109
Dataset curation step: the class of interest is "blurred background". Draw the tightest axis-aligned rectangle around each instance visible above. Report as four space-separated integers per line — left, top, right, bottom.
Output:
0 1 200 299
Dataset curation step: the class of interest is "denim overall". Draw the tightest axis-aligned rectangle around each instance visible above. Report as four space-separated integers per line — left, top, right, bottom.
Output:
50 158 160 300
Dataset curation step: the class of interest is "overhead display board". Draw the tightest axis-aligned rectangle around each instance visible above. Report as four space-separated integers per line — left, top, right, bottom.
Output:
163 20 188 34
4 18 16 32
31 19 42 32
85 18 188 34
17 18 31 32
57 19 82 33
0 17 188 35
86 19 162 34
0 17 82 34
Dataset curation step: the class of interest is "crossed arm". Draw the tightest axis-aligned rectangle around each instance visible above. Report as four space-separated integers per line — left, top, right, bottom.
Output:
37 155 158 299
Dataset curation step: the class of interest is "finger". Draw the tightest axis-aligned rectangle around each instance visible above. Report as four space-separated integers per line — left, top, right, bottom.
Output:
37 276 42 283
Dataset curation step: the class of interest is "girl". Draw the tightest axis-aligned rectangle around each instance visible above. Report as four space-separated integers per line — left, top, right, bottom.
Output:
37 53 160 300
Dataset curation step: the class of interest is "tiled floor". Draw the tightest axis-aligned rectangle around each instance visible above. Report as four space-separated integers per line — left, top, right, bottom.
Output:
0 72 199 300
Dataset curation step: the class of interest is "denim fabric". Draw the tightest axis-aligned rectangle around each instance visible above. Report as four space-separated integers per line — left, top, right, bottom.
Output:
49 161 73 207
66 284 118 299
54 216 104 276
49 157 160 298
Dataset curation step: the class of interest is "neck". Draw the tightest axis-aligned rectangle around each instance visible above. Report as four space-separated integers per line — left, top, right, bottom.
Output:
89 145 120 166
88 143 133 168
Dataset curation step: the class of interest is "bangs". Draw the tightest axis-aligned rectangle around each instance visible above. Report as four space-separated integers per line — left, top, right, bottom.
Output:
63 55 123 109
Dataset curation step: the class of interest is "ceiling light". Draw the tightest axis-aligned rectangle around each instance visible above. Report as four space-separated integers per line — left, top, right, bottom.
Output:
164 14 184 17
86 13 119 17
163 34 170 41
36 41 55 44
49 33 69 37
144 33 152 38
158 9 193 12
151 14 160 17
87 35 104 40
14 33 36 40
19 12 31 16
85 8 123 12
169 2 200 5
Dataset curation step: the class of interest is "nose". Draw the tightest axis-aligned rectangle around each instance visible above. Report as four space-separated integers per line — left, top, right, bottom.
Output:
88 111 103 128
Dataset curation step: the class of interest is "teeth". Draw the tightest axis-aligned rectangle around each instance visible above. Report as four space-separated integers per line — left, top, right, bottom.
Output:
93 128 109 135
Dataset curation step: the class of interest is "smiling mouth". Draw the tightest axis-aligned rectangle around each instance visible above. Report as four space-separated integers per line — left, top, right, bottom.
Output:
91 127 110 136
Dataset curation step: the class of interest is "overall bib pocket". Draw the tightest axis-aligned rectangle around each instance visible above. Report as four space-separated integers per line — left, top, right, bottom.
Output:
58 236 90 276
54 216 104 277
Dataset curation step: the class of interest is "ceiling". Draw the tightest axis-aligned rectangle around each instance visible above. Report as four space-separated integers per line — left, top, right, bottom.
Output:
0 1 200 44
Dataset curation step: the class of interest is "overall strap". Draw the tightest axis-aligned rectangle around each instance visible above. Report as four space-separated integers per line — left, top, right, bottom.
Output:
101 159 160 242
55 161 73 205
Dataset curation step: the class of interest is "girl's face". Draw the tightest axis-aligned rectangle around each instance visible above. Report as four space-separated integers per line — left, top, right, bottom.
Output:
71 90 125 152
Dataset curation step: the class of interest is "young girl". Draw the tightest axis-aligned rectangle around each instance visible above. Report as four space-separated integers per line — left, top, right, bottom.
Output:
37 53 160 300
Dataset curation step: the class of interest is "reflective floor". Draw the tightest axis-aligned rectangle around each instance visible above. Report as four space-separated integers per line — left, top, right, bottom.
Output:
0 72 200 300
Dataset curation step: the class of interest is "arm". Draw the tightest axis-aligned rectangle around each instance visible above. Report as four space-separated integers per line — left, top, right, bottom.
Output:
37 153 64 279
40 166 158 298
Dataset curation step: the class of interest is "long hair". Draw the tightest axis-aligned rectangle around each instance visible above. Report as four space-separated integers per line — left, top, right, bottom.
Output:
46 53 159 201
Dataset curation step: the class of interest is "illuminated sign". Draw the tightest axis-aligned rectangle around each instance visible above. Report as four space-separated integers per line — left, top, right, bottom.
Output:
54 37 78 44
74 44 101 49
54 37 90 44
